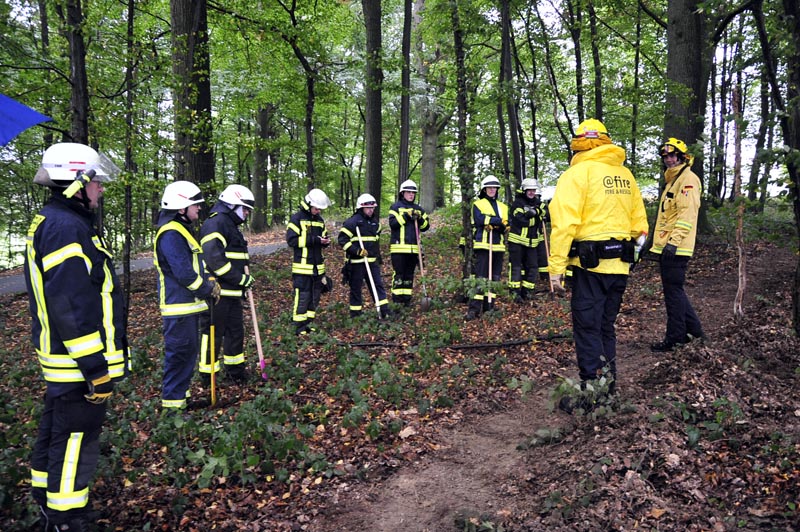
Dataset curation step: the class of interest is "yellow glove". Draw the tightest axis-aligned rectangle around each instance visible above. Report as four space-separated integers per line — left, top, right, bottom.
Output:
358 248 369 258
211 281 222 302
85 374 114 404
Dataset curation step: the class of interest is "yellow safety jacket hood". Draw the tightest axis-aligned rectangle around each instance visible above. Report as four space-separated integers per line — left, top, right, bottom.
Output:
548 144 648 275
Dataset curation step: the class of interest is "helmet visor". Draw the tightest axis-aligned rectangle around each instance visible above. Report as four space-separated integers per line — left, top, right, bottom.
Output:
34 151 121 185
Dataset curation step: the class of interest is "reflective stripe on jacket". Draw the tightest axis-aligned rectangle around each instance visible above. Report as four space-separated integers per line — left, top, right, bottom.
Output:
652 163 701 257
154 217 210 317
338 211 382 264
24 196 129 396
548 144 648 275
471 197 508 252
388 199 429 254
286 201 329 275
200 202 251 297
508 193 544 247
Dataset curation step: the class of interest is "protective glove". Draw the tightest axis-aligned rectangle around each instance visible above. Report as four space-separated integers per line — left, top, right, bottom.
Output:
358 248 369 258
550 274 567 297
524 206 536 219
240 274 255 290
411 209 421 219
634 234 647 263
85 374 114 404
661 243 677 260
210 281 222 303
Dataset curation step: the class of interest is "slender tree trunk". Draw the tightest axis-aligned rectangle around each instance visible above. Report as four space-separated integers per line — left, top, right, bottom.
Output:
123 0 138 325
59 0 89 143
500 0 521 188
37 1 53 146
398 0 412 186
566 0 585 123
252 105 273 231
363 0 383 209
587 0 603 120
171 0 214 184
732 84 745 319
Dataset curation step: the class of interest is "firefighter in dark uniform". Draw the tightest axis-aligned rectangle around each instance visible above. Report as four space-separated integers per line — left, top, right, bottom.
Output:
508 178 545 302
25 142 129 532
286 188 332 335
548 119 648 411
154 181 220 411
388 179 430 307
198 184 255 382
466 175 509 320
338 193 391 319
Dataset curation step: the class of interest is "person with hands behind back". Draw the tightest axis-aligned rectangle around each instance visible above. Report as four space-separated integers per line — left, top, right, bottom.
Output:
466 175 509 320
25 142 130 532
287 188 333 335
388 179 430 307
548 119 648 411
198 184 255 383
338 193 391 319
650 138 705 352
154 181 220 412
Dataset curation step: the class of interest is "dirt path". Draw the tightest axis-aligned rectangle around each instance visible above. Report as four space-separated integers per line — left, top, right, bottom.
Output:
307 241 792 532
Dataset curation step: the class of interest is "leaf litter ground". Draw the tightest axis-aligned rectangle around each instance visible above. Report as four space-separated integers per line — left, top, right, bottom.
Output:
1 227 798 531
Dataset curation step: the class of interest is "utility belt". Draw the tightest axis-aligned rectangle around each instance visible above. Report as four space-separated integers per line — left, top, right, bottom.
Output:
568 238 635 269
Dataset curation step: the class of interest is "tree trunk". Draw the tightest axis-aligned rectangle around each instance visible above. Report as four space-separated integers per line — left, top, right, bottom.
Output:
252 105 273 232
363 0 383 210
171 0 214 184
587 0 603 121
500 0 521 188
398 0 412 186
61 0 90 143
122 0 138 327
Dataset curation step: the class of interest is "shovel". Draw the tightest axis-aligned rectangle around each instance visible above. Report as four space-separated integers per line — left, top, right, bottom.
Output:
356 225 383 319
414 217 433 311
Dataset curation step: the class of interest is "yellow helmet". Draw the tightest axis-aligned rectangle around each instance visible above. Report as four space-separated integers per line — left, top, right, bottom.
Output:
574 119 608 139
659 137 688 157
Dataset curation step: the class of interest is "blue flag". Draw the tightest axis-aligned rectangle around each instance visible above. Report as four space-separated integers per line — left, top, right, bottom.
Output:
0 93 52 147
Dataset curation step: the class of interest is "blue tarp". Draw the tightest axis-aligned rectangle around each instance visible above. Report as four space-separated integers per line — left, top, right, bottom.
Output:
0 93 51 147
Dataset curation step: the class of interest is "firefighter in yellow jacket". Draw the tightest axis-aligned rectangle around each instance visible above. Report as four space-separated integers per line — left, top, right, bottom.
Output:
548 119 648 410
466 175 509 320
650 138 705 351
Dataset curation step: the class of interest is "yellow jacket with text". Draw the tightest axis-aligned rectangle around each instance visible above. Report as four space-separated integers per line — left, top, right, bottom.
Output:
651 162 701 257
548 144 648 276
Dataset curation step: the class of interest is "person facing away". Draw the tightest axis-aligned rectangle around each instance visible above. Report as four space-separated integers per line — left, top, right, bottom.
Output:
338 193 391 319
198 184 255 383
24 142 129 532
548 118 648 412
153 181 220 411
466 175 509 320
286 188 332 335
649 138 705 352
508 178 546 302
387 179 430 307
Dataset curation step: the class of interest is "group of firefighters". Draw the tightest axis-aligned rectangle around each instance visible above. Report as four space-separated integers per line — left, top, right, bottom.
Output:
23 117 703 530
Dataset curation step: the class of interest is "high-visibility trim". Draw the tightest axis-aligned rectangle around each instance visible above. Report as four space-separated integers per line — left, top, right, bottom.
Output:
220 288 244 298
522 280 536 290
224 353 245 365
160 300 208 317
198 333 221 373
162 398 187 409
225 251 249 260
42 242 92 274
200 232 227 249
212 262 232 276
32 468 47 488
48 485 89 512
350 304 363 311
46 433 88 511
63 332 103 358
391 287 413 296
390 243 418 254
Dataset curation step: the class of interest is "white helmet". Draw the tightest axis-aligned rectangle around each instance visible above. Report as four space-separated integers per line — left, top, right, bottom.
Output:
481 175 501 190
161 181 204 210
356 193 377 209
219 184 255 208
399 179 417 193
34 142 120 187
520 178 540 191
305 188 332 209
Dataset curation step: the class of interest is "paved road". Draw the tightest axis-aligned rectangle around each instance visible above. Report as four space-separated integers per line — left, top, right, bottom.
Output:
0 242 287 296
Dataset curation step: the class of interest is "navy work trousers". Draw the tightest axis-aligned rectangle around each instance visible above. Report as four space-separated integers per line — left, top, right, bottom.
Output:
659 255 703 344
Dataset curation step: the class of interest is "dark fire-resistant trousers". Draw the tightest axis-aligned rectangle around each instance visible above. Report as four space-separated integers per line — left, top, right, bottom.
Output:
570 267 628 382
508 242 539 292
468 249 504 314
162 314 199 409
292 274 323 332
31 389 106 525
349 261 388 314
391 253 419 306
199 296 245 373
659 254 704 344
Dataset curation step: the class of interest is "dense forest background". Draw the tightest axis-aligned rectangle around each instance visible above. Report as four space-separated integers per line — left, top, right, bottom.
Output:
1 0 799 327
